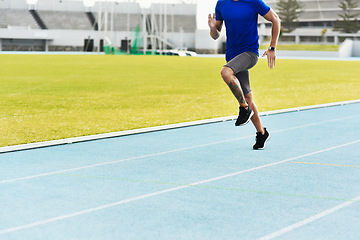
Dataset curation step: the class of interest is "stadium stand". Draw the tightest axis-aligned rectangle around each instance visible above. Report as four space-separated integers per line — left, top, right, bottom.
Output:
0 0 358 53
85 11 98 30
0 0 197 52
37 11 92 30
318 1 342 9
29 9 48 29
111 14 142 32
260 0 360 27
0 9 39 29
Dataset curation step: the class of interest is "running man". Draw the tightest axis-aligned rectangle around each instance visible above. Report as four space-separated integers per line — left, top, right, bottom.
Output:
208 0 280 149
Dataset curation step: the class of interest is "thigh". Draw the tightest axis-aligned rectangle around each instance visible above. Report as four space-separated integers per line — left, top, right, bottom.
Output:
224 51 258 74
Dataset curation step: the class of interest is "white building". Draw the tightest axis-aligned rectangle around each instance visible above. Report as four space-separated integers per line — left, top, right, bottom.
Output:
0 0 196 52
0 0 359 53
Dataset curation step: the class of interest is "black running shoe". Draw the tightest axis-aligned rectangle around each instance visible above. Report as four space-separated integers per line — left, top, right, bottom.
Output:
253 128 270 150
235 106 254 126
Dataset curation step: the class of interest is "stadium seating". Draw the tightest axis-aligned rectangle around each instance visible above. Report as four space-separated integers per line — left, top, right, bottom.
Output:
0 9 39 29
111 14 142 32
259 0 360 26
37 11 92 30
318 1 342 9
0 0 357 52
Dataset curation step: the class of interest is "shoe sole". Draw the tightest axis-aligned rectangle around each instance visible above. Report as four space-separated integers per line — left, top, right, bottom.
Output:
254 132 271 150
236 110 254 126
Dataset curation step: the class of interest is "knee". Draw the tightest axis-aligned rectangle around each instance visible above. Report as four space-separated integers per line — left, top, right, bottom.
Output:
220 67 234 82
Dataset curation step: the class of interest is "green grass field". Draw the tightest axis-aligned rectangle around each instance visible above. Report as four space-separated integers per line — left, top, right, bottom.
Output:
1 54 359 147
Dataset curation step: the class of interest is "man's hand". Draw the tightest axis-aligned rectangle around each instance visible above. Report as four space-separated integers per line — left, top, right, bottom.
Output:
208 13 222 40
208 13 217 29
262 8 280 69
262 50 276 69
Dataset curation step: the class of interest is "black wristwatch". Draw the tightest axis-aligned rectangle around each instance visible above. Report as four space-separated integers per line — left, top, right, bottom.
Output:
268 46 276 51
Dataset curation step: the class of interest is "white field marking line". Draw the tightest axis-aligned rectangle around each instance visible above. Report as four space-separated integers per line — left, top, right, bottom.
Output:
272 115 359 134
258 194 360 240
0 135 251 184
291 161 360 168
1 114 359 185
1 99 359 154
1 139 359 236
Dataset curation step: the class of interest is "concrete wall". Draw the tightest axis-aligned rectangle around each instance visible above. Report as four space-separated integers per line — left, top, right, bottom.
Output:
92 2 141 14
0 28 195 51
339 39 353 58
339 39 360 57
151 3 196 16
353 40 360 57
195 29 226 54
0 0 27 9
36 0 85 11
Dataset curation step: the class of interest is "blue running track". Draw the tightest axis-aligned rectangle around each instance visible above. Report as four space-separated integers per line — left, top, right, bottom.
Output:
1 102 360 240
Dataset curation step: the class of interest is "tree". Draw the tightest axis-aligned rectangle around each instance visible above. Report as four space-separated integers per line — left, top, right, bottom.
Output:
276 0 304 33
333 0 360 33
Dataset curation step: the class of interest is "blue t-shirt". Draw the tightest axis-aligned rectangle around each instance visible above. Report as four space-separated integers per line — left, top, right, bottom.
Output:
215 0 270 62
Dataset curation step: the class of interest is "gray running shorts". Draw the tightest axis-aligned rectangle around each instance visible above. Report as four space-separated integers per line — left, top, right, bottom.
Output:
224 51 258 95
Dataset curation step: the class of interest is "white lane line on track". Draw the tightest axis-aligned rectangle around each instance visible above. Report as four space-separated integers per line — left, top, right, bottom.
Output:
2 100 359 154
1 139 359 235
258 194 360 240
1 115 359 185
0 136 250 184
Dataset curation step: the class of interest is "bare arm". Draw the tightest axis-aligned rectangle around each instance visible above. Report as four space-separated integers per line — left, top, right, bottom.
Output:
261 8 281 69
208 13 223 40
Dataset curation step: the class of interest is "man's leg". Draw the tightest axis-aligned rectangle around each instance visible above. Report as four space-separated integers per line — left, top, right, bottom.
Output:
245 92 264 134
221 52 257 107
221 52 270 149
245 92 270 149
221 68 264 134
221 66 253 126
220 66 247 107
